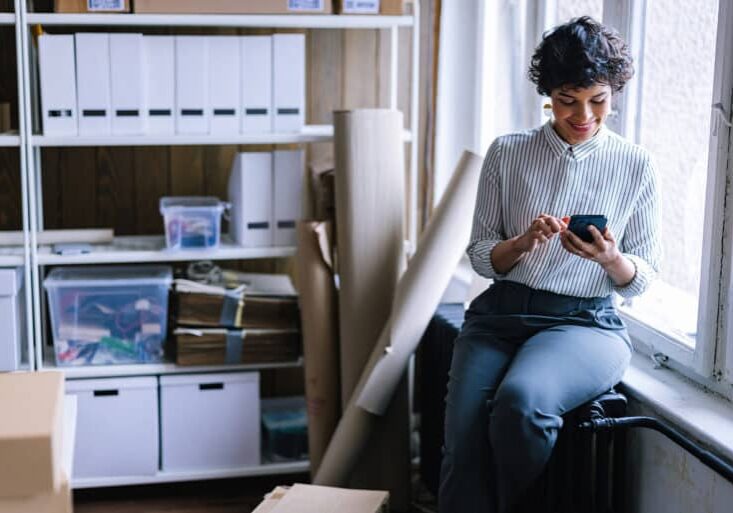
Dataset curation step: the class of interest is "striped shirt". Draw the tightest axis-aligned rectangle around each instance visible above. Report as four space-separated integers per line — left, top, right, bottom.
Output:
468 121 661 299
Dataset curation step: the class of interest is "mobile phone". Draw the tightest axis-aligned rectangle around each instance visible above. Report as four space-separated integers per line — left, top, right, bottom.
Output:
567 215 607 243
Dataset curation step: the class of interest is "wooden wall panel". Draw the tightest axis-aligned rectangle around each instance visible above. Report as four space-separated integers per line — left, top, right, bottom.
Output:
0 149 21 230
134 147 169 235
97 147 137 235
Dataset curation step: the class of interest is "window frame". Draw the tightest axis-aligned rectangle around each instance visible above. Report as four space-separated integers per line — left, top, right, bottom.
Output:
603 0 733 392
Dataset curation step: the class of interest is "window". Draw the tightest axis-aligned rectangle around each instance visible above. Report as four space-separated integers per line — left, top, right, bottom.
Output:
602 0 733 388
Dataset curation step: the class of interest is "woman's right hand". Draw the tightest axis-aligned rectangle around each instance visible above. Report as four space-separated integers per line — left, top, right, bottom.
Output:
514 214 567 253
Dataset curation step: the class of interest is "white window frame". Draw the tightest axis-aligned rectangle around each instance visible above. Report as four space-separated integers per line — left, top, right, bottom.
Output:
603 0 733 394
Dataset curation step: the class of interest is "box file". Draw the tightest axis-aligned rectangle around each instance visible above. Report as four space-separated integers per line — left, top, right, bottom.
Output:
229 152 273 247
143 36 175 135
110 33 147 135
38 34 78 136
241 35 273 133
273 34 306 132
0 268 24 371
175 36 209 134
273 150 305 246
75 33 112 135
208 36 241 135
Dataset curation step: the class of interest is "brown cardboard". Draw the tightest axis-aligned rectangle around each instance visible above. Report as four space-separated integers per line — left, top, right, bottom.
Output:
0 372 65 498
253 484 389 513
55 0 131 13
313 152 484 500
135 0 332 14
334 0 406 14
332 109 410 509
0 103 10 133
295 221 340 476
0 473 72 513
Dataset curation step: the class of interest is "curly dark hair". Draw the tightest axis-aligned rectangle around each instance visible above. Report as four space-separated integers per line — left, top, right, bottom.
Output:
528 16 634 96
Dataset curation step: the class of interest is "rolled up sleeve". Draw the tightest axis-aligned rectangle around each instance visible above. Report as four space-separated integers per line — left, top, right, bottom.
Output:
614 157 661 298
467 138 506 279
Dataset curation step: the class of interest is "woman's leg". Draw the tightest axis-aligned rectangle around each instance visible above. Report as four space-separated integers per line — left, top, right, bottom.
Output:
488 324 632 513
438 329 516 513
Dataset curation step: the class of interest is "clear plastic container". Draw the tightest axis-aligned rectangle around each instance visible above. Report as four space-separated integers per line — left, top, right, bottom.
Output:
159 197 228 250
44 265 172 366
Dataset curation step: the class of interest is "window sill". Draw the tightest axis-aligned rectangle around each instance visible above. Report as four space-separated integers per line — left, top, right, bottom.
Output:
621 353 733 465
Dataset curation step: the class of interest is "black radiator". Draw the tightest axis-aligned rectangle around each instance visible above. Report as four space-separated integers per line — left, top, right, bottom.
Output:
419 304 628 513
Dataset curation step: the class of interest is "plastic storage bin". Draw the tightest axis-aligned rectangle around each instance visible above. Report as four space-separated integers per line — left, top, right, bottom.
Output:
261 396 308 462
160 196 228 250
66 377 159 478
160 372 260 471
0 268 25 371
44 265 172 366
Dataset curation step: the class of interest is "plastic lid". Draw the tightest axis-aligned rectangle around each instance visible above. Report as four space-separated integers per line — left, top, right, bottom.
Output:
159 196 225 211
44 265 173 288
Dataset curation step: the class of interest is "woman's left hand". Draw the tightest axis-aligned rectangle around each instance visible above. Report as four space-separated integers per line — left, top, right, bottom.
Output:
560 224 622 267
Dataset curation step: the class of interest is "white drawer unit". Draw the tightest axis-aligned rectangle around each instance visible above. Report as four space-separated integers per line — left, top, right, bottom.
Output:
160 372 261 471
66 377 159 478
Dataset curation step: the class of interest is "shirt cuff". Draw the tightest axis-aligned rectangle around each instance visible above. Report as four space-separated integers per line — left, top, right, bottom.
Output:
467 239 506 279
613 253 656 298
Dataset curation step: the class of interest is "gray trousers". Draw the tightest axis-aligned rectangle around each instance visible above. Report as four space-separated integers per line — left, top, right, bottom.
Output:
438 280 632 513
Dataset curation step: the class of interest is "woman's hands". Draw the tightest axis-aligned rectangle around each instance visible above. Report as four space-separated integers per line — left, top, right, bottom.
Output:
559 220 621 268
514 214 566 253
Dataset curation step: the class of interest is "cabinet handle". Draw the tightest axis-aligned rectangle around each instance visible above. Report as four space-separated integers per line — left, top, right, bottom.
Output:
199 383 224 391
93 389 119 397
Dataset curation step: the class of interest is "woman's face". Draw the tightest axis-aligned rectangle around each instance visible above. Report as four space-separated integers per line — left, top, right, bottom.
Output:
550 83 612 145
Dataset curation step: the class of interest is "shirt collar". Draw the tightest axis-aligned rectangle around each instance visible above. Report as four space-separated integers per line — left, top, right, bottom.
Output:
541 120 608 161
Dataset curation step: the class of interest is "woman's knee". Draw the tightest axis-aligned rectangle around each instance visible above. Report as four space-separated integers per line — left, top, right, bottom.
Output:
488 384 563 445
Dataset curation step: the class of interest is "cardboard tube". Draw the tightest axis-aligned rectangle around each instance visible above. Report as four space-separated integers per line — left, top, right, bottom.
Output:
295 221 341 477
314 150 483 486
0 229 114 246
332 109 410 509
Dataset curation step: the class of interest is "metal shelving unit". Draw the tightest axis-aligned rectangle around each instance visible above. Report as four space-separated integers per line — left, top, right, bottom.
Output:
10 0 420 489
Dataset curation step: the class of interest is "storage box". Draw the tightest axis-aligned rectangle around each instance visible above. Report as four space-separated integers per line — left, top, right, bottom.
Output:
0 395 76 513
160 197 228 250
261 396 308 462
174 328 301 366
173 274 300 329
0 372 65 498
55 0 131 13
135 0 332 14
160 372 261 471
334 0 406 14
66 377 159 478
44 265 172 366
0 267 25 371
252 484 390 513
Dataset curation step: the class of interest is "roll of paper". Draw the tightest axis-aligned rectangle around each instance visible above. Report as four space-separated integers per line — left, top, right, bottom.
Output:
295 221 341 477
314 150 483 487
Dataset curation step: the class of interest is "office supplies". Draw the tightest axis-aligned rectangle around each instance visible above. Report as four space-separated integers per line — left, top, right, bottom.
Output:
208 36 241 134
273 34 305 132
241 35 273 133
175 36 209 134
75 33 112 135
229 152 273 247
110 33 147 135
38 34 78 136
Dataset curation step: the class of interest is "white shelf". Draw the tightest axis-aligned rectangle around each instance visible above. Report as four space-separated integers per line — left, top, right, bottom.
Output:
44 355 304 379
0 245 25 266
0 134 20 147
32 125 412 147
27 13 414 29
37 235 296 265
0 13 15 25
72 460 310 489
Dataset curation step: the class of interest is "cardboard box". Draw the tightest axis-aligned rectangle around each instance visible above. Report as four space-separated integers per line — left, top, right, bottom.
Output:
334 0 406 14
0 395 77 513
0 372 65 498
253 484 389 513
55 0 130 13
135 0 332 14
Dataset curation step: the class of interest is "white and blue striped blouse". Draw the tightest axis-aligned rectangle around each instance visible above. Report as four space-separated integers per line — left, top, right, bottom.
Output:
468 121 661 299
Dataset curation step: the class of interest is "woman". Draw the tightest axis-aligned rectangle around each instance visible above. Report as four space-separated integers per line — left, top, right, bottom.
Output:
439 16 660 513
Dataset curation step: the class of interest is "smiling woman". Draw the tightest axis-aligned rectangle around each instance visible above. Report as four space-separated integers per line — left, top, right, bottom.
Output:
439 16 661 513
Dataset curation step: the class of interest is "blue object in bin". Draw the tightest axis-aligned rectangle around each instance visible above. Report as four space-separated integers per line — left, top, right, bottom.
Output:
160 196 229 250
